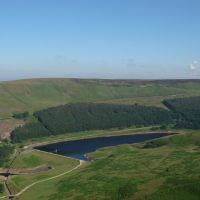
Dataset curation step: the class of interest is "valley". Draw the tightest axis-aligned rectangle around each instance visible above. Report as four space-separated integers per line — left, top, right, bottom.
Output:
0 79 200 200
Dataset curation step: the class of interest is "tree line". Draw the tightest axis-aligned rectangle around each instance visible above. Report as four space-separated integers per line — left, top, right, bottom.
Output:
10 103 174 143
163 96 200 129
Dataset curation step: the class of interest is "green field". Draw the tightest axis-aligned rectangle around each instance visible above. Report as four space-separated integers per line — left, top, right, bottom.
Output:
7 130 200 200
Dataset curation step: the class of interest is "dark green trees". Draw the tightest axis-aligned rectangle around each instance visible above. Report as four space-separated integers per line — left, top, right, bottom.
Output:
12 111 29 119
11 103 173 142
163 96 200 129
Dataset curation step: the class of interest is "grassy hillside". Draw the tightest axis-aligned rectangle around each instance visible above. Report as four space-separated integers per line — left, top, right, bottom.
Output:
11 130 200 200
1 78 200 118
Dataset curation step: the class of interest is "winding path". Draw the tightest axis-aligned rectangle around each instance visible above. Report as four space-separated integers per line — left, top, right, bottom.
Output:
9 160 85 199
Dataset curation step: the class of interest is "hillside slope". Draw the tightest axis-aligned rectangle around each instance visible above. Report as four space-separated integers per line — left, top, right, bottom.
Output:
10 130 200 200
0 78 200 118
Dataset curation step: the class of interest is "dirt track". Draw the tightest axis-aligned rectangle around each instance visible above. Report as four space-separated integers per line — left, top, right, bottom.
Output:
11 160 85 199
0 158 86 199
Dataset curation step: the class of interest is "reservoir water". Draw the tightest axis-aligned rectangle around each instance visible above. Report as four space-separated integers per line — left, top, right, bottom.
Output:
35 133 173 160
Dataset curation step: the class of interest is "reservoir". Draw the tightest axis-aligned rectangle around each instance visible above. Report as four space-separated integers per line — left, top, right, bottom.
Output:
35 133 174 160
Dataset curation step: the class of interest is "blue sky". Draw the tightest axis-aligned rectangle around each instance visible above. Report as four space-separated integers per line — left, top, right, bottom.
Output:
0 0 200 80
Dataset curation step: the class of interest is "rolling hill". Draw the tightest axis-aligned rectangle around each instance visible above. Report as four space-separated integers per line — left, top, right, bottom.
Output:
1 78 200 119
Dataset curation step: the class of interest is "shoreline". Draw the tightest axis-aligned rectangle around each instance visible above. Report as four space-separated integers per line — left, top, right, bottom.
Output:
29 131 176 149
34 131 179 160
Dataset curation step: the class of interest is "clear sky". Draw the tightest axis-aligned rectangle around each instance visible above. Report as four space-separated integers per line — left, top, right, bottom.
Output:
0 0 200 80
